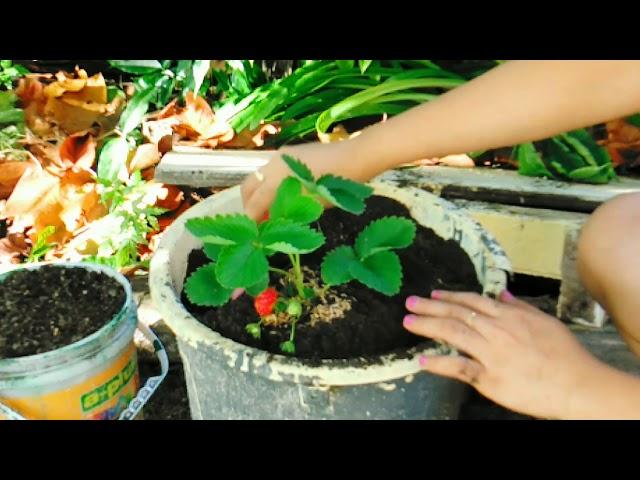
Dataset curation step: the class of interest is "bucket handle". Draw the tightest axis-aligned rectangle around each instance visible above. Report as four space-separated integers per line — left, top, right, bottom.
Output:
0 322 169 421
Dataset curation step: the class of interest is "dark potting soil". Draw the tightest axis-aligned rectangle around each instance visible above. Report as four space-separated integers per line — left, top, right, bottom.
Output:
0 266 125 359
182 196 482 360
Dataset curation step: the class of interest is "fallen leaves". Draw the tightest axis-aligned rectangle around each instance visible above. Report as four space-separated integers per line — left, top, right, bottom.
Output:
129 143 160 172
409 154 476 169
0 160 30 199
17 67 124 137
142 92 280 150
600 119 640 168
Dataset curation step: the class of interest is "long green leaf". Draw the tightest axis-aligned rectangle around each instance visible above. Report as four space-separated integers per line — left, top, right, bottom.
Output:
515 143 555 179
359 60 373 74
282 89 353 121
316 78 465 133
108 60 163 75
118 87 156 135
0 108 23 125
192 60 211 96
97 136 130 184
273 113 321 144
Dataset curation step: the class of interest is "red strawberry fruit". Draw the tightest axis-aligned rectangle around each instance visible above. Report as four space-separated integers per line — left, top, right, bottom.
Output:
254 287 278 317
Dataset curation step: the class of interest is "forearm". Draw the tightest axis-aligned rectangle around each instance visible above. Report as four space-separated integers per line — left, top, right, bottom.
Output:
564 362 640 420
350 60 640 175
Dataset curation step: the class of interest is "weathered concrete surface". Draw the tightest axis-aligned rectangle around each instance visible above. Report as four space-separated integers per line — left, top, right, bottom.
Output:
572 325 640 377
381 167 640 213
450 199 588 280
154 151 640 212
132 274 181 364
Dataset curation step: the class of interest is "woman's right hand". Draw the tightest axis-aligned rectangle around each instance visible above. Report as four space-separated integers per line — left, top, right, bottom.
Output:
241 139 377 221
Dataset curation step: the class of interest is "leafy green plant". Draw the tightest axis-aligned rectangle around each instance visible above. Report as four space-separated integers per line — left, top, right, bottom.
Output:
26 226 56 263
184 155 416 355
84 171 166 270
0 90 28 161
514 128 617 184
212 60 465 145
98 60 214 185
0 60 29 90
108 60 213 110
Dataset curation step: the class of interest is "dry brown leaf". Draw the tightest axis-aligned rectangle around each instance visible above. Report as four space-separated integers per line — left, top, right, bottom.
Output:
318 124 351 144
173 92 234 141
25 139 64 173
606 120 640 145
129 143 160 173
148 98 180 120
142 116 180 145
410 154 476 169
600 119 640 167
16 77 45 106
38 68 123 135
58 182 102 234
0 161 30 199
0 237 23 265
155 184 184 211
223 123 280 149
3 166 59 220
59 133 96 170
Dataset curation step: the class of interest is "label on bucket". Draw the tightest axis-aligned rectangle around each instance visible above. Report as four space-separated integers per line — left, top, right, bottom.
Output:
0 342 140 420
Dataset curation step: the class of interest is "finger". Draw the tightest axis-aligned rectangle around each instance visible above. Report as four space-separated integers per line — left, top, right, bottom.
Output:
244 182 275 221
498 289 539 313
240 169 262 211
405 297 500 339
418 354 485 386
430 290 501 317
403 314 488 359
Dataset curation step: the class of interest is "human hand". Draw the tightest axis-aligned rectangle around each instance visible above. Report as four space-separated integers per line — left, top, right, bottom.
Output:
403 290 613 419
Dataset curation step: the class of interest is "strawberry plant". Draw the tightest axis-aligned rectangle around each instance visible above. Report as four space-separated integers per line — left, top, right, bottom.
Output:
184 155 416 354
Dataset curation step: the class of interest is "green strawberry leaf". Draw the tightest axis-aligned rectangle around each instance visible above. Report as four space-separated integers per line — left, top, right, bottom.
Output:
321 245 358 285
349 251 403 296
184 263 233 307
203 243 223 262
215 243 268 288
186 214 258 245
354 216 416 259
270 177 323 224
259 218 325 254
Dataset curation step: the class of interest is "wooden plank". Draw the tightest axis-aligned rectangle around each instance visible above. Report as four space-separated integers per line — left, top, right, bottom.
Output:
383 167 640 213
155 149 640 212
154 149 272 187
451 199 587 280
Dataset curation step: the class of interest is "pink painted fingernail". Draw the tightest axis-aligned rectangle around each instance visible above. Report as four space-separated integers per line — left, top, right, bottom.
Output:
403 314 416 327
419 355 428 366
406 296 419 309
431 290 442 300
501 290 515 302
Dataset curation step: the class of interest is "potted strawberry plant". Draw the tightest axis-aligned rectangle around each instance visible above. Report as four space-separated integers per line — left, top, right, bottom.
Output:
149 156 511 419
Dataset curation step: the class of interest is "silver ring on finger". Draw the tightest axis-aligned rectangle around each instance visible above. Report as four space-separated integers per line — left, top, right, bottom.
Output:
465 311 477 328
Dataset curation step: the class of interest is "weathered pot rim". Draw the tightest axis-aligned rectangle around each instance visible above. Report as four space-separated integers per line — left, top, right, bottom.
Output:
150 183 511 387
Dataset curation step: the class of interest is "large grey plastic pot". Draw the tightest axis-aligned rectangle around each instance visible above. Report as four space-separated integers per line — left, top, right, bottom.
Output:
149 180 511 419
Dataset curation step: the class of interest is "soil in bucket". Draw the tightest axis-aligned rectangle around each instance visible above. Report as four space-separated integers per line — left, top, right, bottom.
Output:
182 196 482 362
0 266 125 359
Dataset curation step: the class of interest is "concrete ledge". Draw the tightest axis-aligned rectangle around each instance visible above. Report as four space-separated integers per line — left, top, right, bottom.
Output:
155 149 640 212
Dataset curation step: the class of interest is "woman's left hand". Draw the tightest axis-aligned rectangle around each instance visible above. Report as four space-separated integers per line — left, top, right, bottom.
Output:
403 290 612 419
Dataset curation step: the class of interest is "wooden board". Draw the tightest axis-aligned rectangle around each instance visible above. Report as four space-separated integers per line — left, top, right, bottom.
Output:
155 149 640 212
